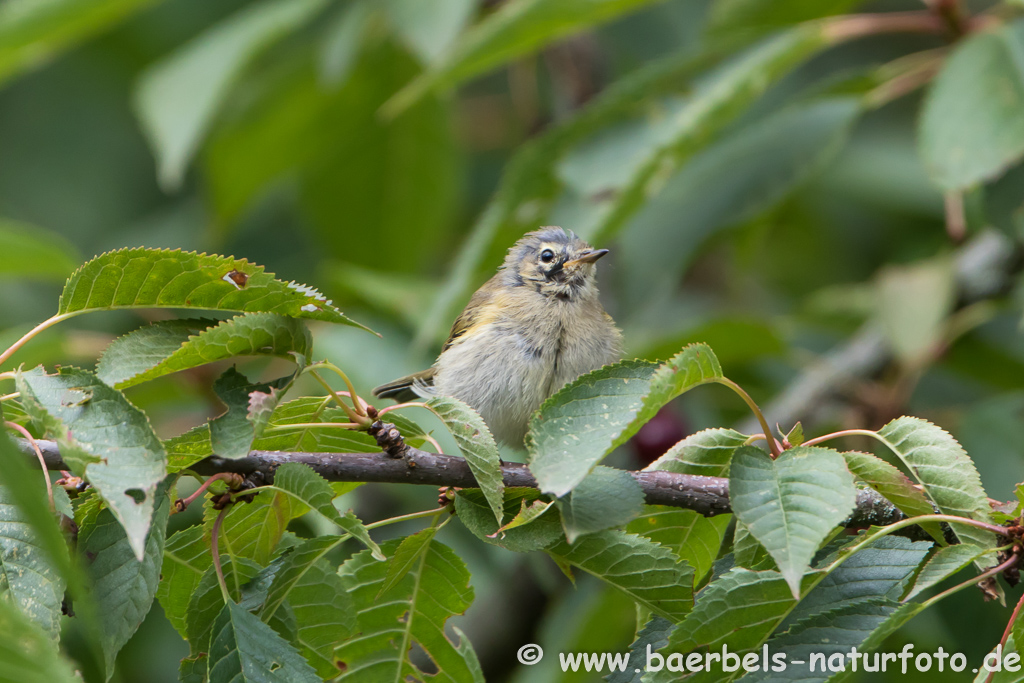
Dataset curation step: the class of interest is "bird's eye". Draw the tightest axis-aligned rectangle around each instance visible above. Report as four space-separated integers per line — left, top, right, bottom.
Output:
540 249 555 263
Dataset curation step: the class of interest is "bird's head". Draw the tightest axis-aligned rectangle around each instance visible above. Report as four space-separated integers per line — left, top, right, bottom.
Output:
503 227 609 301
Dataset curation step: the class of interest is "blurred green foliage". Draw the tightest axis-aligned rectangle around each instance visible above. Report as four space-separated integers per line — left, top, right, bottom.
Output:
3 0 1024 681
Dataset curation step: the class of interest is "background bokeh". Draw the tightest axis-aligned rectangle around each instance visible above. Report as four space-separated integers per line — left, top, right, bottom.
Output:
2 0 1023 680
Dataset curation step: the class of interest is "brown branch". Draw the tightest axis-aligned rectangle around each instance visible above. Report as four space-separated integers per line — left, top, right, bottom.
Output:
745 230 1022 433
19 438 916 533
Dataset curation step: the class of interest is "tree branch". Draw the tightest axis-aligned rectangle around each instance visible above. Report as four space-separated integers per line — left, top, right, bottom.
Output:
745 230 1022 433
21 438 916 532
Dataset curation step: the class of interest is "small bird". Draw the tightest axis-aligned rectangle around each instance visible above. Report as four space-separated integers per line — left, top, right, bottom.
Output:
373 226 622 446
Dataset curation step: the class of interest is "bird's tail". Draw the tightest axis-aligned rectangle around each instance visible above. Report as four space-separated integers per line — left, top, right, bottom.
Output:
372 369 436 403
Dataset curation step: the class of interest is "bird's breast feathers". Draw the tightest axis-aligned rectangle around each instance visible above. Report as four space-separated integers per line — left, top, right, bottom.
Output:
432 291 621 444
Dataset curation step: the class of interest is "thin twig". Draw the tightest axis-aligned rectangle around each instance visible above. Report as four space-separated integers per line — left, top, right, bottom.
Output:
922 551 1020 609
174 472 243 513
211 505 232 604
0 312 76 369
987 580 1024 683
714 378 781 457
5 422 52 510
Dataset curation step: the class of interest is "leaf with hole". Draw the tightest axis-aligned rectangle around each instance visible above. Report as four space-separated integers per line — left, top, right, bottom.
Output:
257 536 357 677
206 600 321 683
16 366 166 560
78 487 170 678
336 538 483 682
57 247 370 329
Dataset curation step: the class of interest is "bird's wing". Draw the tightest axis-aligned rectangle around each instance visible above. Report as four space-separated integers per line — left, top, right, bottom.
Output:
374 274 500 403
441 274 499 352
371 368 436 403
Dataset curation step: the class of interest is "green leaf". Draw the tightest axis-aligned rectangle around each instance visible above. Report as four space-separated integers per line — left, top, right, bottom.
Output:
209 367 300 460
786 535 932 627
79 488 170 678
0 0 157 89
186 558 262 655
841 450 944 543
612 97 862 299
385 0 475 65
207 600 321 683
875 416 997 553
179 655 207 683
646 427 748 477
207 43 459 268
157 525 210 639
425 395 504 526
133 0 329 190
165 396 428 473
384 0 669 115
270 462 383 560
58 247 369 329
783 422 804 447
733 521 777 571
919 18 1024 191
97 313 312 389
659 568 802 658
0 595 80 683
16 366 166 560
455 488 564 552
258 537 357 677
0 219 78 280
0 436 75 594
741 600 902 683
905 543 994 601
608 615 672 683
546 530 694 622
706 0 863 37
336 538 483 682
0 481 65 639
626 507 730 584
377 527 438 598
875 257 955 366
585 23 834 244
729 445 857 598
558 466 644 543
530 345 722 497
202 490 294 567
318 0 373 87
492 497 554 534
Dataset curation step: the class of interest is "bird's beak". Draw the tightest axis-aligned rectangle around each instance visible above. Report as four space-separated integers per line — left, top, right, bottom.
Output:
564 249 609 268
